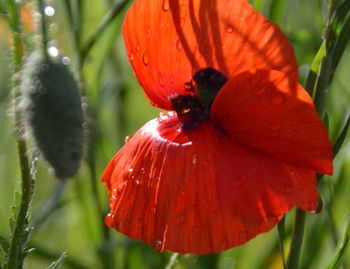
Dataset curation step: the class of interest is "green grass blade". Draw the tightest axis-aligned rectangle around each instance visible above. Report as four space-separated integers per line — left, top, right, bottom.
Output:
251 0 264 12
46 252 67 269
268 0 286 23
333 115 350 158
326 216 350 269
277 216 287 269
165 253 179 269
306 41 326 96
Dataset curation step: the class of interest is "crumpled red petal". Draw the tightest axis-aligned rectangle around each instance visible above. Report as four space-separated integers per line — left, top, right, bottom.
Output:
211 69 333 175
122 0 298 110
102 113 319 254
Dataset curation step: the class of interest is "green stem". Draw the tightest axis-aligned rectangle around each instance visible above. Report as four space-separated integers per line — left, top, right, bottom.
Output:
63 0 81 54
36 0 49 59
80 0 130 63
313 0 334 117
286 210 306 269
5 0 34 268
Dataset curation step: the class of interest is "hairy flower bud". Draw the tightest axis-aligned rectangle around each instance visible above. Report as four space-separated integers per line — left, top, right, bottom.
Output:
21 52 84 180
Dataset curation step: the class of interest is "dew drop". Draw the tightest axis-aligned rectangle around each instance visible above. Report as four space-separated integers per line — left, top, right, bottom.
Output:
47 46 59 57
44 6 55 16
154 240 164 252
192 154 197 165
158 74 165 87
143 51 149 65
62 56 71 65
162 0 170 11
128 168 134 173
167 111 175 117
128 53 135 62
136 43 140 52
226 25 233 33
125 136 130 143
158 112 168 122
176 40 183 50
105 213 114 226
270 93 286 105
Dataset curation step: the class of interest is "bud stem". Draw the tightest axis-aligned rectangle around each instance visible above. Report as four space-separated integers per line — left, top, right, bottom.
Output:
5 0 35 268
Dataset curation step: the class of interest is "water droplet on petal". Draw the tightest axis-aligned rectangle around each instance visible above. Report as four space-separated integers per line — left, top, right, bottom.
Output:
162 0 170 11
176 40 183 50
158 112 168 122
192 154 197 165
128 168 134 173
143 51 149 65
136 43 140 52
226 25 233 33
158 74 165 87
154 240 164 252
105 213 114 226
128 53 135 62
125 136 130 143
167 111 175 117
270 93 286 105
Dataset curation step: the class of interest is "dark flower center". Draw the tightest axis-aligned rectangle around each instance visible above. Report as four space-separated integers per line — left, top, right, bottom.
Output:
170 67 228 130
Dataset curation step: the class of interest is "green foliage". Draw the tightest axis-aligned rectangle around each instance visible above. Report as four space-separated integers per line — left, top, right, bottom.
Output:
0 235 10 267
46 252 67 269
326 215 350 269
1 0 350 269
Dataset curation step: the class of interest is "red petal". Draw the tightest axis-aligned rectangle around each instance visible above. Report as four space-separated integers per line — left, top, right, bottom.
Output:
123 0 298 109
211 69 333 175
102 113 319 254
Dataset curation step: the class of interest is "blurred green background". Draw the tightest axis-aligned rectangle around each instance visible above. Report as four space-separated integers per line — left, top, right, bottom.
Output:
0 0 350 268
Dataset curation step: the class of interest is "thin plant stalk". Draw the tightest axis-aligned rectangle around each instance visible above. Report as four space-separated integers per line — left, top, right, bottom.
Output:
286 210 306 269
5 0 34 268
286 1 337 267
62 1 121 267
36 0 49 59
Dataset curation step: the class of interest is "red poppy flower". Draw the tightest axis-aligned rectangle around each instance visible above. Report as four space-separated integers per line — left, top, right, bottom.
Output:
102 0 333 254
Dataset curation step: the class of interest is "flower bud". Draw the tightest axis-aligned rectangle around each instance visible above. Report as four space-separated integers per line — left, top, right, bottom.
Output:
21 52 84 180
